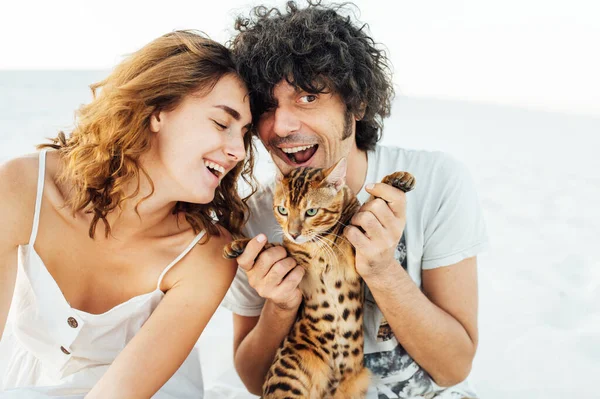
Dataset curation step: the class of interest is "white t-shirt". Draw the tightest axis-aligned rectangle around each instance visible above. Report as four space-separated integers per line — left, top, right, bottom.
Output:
223 145 489 399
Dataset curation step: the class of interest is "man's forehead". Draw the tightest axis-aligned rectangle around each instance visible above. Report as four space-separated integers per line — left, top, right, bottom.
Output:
272 79 332 97
272 80 303 95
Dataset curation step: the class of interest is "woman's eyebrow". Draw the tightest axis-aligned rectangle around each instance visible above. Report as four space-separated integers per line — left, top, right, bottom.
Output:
213 105 241 120
214 105 252 130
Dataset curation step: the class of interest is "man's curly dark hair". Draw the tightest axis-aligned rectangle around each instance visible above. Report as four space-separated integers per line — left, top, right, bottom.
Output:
231 0 394 151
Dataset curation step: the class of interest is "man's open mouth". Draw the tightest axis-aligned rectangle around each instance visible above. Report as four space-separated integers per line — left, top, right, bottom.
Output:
280 144 318 165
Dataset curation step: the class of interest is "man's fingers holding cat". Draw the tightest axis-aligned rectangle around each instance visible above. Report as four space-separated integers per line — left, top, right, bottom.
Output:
247 246 288 281
359 199 405 239
343 225 371 249
278 266 305 293
264 257 298 288
365 183 407 219
271 267 305 308
235 234 269 271
259 265 304 309
350 211 384 240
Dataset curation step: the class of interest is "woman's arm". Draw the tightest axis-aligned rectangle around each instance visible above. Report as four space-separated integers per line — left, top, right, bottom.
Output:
85 228 237 399
0 157 37 339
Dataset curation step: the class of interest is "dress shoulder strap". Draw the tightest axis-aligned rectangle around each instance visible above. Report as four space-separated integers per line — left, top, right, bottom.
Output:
156 230 207 290
28 149 48 245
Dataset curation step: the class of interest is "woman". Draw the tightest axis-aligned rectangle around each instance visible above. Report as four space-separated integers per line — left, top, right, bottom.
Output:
0 30 255 398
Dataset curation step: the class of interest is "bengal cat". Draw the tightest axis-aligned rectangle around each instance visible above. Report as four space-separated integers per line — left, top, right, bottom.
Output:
223 158 415 399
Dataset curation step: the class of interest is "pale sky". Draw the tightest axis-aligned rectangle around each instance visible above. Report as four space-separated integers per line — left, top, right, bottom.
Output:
1 0 598 116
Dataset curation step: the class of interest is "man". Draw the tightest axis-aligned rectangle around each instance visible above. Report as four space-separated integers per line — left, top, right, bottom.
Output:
222 2 488 398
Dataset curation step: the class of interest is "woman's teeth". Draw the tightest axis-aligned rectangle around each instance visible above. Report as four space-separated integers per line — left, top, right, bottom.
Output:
281 144 316 154
204 160 224 177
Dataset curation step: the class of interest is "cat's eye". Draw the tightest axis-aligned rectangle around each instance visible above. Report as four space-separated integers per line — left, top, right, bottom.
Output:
305 208 318 217
277 206 288 216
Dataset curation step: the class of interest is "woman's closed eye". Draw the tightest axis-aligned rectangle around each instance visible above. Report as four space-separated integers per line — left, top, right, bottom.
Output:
212 120 228 130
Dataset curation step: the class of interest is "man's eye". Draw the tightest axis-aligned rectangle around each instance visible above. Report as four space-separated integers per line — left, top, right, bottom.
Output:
299 95 317 104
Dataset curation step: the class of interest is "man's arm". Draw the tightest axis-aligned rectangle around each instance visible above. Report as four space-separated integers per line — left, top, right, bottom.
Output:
345 182 478 387
363 256 478 387
233 302 297 395
230 235 304 395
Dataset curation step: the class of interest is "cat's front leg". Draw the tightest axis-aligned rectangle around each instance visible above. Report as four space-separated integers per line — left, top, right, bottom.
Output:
222 237 275 259
381 171 416 193
364 171 415 205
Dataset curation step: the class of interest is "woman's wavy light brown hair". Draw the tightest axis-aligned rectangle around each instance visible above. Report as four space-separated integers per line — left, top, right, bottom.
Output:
39 30 256 240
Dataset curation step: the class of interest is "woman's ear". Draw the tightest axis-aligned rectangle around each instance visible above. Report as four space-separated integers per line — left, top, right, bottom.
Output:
150 111 162 133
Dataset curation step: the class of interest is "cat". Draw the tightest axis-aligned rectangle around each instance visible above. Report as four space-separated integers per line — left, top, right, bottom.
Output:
223 158 416 398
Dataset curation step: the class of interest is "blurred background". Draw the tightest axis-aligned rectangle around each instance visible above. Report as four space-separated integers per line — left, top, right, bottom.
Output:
1 1 598 398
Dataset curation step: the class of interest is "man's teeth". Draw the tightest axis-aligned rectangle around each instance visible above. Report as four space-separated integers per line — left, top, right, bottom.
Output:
204 160 225 175
281 144 316 154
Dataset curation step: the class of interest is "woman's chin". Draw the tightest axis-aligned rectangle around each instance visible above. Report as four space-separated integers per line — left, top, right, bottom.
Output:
183 189 216 205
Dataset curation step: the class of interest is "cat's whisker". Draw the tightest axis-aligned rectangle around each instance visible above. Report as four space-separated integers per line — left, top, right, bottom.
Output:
316 235 344 254
324 232 351 246
270 227 287 241
335 220 351 229
315 235 338 264
312 236 336 265
318 232 349 251
318 240 337 263
311 234 334 257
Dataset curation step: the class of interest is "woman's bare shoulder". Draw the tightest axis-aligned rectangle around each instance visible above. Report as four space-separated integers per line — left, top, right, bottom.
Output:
0 153 43 246
190 224 235 266
160 224 237 291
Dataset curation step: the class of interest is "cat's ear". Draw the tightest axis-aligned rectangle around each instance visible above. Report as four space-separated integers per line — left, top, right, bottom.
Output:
274 163 285 183
324 158 347 191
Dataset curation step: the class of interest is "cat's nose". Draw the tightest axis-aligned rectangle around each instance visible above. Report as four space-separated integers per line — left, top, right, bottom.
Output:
290 232 300 239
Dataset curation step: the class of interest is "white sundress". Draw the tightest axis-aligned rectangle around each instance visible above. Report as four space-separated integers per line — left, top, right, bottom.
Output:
1 149 207 398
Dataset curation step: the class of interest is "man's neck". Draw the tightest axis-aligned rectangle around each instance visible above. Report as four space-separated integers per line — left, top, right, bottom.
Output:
346 145 369 195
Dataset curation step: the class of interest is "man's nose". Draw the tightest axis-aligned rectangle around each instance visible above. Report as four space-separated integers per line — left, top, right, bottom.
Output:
272 106 301 137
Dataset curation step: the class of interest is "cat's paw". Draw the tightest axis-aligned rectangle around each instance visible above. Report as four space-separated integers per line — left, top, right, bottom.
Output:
382 171 416 193
222 238 252 259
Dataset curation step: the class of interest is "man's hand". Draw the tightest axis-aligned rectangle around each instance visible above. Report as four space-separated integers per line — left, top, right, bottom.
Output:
344 183 407 278
236 234 304 311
